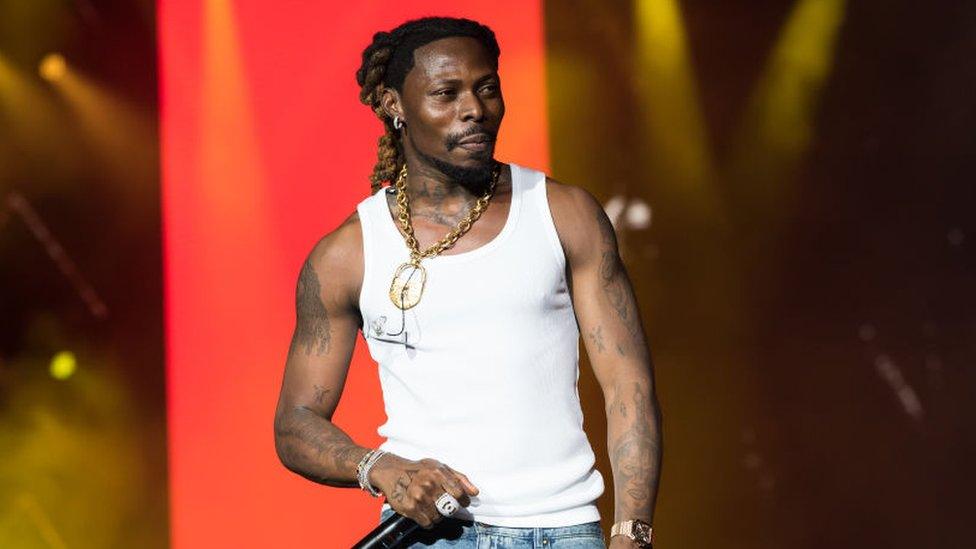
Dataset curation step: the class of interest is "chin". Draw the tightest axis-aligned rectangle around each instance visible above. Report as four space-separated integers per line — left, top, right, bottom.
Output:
431 151 496 185
453 145 496 165
455 154 493 169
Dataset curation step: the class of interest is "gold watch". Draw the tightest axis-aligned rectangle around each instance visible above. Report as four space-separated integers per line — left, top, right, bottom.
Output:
610 519 653 548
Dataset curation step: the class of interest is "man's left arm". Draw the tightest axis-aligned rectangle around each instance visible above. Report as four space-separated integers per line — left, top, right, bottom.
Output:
549 179 662 547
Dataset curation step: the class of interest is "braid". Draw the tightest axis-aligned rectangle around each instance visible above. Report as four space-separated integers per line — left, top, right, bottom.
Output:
356 34 401 193
355 17 501 193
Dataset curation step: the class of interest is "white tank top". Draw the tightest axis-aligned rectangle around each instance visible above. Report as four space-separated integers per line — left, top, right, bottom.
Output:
356 163 605 527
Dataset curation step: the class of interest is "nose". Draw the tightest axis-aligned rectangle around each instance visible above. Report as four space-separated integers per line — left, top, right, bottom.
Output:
459 90 485 123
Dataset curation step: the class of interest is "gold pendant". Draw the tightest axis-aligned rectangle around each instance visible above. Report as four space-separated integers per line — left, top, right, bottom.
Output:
389 261 426 310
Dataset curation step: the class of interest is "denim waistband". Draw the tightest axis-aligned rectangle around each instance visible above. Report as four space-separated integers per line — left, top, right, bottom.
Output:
378 506 604 538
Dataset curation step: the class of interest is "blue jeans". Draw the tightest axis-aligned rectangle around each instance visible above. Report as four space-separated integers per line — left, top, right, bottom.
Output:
379 507 607 548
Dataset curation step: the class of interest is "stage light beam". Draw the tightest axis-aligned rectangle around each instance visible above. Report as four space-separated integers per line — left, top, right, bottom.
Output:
44 62 156 195
729 0 846 213
0 51 63 156
634 0 715 190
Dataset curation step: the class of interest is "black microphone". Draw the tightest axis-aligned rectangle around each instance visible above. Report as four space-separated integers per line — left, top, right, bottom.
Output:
351 510 420 549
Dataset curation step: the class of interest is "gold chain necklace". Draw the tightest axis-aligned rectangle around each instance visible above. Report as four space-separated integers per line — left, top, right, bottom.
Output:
388 161 500 309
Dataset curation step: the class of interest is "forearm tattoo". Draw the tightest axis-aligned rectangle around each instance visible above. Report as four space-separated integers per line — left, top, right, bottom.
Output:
607 379 662 523
274 405 364 487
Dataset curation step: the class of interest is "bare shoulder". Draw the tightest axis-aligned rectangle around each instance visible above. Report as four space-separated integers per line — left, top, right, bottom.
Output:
299 210 364 311
544 176 614 264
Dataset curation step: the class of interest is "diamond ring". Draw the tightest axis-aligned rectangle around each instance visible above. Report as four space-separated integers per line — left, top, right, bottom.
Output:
434 493 460 517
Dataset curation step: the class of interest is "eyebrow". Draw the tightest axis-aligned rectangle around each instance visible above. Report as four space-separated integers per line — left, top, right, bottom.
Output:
429 78 463 86
428 74 499 87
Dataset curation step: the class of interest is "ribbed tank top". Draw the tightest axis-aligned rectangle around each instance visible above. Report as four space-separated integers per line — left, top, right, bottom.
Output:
355 163 605 527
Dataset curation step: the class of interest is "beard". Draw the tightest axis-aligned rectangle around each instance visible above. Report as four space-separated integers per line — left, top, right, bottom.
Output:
409 131 496 189
418 149 495 186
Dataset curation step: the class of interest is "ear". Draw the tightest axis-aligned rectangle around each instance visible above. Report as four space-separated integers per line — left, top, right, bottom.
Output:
380 87 404 123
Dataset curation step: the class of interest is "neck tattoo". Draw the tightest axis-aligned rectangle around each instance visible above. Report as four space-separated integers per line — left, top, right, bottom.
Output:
388 161 500 309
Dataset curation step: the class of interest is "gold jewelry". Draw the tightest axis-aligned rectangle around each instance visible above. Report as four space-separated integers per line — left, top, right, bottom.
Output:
388 162 500 309
610 519 653 548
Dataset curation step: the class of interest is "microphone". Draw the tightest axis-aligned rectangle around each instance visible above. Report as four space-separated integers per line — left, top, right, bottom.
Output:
350 510 420 549
352 494 465 549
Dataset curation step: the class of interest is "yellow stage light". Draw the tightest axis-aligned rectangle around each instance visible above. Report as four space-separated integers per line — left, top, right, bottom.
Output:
634 0 714 188
49 351 77 380
39 53 67 82
47 63 156 190
729 0 846 213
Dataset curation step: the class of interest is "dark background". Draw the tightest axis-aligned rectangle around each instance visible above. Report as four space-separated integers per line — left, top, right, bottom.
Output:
0 0 166 546
548 1 975 547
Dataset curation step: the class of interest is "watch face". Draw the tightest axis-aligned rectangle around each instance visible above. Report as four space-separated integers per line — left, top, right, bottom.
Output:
633 521 652 543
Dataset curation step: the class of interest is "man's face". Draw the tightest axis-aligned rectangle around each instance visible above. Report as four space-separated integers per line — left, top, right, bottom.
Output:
396 36 504 181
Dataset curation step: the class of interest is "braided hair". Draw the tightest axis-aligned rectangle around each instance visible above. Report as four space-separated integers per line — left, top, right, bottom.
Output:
355 17 501 193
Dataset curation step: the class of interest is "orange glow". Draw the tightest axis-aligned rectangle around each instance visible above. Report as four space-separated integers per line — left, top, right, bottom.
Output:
38 53 67 82
158 1 548 547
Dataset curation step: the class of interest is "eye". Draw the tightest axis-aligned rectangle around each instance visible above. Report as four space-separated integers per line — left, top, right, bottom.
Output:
434 88 456 97
479 84 499 95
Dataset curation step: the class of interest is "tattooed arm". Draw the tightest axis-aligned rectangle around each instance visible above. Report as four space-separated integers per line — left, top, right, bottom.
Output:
273 213 371 487
548 179 663 541
273 213 480 528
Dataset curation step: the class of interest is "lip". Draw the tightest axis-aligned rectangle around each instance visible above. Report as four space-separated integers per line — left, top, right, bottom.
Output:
457 141 493 152
456 133 494 146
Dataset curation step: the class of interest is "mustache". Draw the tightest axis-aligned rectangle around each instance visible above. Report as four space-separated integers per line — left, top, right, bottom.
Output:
445 127 497 151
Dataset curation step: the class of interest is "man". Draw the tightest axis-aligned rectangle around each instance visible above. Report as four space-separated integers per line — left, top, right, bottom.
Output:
273 16 661 549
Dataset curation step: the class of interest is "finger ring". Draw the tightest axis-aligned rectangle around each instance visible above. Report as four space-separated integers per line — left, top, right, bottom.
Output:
435 493 460 517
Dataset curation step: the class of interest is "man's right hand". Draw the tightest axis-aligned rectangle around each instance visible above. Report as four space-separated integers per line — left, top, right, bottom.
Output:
368 454 479 529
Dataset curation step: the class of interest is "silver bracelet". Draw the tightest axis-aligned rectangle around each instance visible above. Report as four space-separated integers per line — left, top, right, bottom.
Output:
356 450 375 492
360 450 386 497
357 449 386 497
356 449 375 475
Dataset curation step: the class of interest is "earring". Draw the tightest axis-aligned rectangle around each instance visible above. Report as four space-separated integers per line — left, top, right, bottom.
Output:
393 115 403 130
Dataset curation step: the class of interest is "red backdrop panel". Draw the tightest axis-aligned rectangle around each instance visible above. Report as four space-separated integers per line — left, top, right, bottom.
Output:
158 1 547 546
